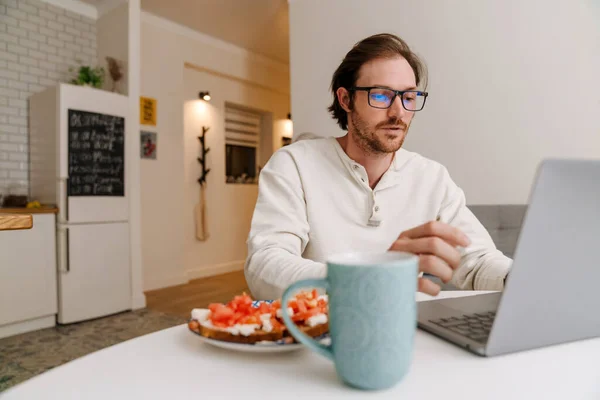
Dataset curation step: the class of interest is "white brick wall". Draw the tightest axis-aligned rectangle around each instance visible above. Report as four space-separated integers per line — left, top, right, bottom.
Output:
0 0 97 195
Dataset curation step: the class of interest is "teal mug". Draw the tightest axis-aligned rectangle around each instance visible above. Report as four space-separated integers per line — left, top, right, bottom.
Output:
280 251 419 390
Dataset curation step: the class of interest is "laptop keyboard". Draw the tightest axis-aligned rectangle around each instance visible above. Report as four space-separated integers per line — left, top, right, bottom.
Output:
429 311 496 343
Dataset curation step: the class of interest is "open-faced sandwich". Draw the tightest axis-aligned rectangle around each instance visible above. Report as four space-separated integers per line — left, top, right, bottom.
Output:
187 290 328 344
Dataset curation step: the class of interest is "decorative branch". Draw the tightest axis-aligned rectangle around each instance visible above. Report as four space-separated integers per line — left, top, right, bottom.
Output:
197 126 210 185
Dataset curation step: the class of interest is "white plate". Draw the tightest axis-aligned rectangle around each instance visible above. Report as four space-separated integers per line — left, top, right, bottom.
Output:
189 330 308 353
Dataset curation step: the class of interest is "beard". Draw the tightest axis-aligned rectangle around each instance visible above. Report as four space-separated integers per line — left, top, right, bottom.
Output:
349 111 409 155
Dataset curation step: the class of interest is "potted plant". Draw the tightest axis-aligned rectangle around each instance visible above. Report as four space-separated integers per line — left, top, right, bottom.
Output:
68 62 105 88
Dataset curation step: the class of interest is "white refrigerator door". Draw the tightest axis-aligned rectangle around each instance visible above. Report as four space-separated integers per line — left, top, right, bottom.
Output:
57 222 131 324
57 84 129 224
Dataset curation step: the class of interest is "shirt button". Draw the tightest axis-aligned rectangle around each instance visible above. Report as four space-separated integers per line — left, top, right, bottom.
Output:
353 165 359 169
374 206 380 212
361 178 365 182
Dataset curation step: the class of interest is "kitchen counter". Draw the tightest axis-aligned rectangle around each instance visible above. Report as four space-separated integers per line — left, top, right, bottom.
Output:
0 206 59 214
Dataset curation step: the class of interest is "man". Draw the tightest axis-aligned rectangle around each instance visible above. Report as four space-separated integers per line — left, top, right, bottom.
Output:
245 33 512 300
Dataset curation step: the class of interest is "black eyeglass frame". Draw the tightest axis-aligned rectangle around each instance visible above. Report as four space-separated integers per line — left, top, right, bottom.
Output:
348 86 429 111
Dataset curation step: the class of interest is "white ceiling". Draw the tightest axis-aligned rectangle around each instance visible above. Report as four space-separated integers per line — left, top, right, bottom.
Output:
140 0 289 64
78 0 290 63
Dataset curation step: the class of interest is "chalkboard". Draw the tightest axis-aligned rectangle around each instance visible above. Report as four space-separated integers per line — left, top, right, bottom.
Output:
68 109 125 197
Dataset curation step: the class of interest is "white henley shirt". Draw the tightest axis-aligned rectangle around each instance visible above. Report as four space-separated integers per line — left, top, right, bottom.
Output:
244 136 512 300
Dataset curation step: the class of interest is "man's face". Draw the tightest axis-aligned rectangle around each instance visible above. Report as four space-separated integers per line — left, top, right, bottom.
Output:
338 56 417 155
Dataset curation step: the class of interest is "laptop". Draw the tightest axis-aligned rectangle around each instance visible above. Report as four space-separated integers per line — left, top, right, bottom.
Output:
417 158 600 357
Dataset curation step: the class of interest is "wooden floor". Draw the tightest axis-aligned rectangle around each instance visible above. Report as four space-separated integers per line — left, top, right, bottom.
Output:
144 270 250 319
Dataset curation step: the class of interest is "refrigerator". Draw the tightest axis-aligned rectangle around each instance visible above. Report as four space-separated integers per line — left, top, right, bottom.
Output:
29 83 132 324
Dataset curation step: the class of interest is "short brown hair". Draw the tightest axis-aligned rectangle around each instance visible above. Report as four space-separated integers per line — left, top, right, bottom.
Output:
328 33 428 131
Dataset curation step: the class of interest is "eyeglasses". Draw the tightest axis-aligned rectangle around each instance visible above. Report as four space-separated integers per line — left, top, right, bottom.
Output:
348 86 428 111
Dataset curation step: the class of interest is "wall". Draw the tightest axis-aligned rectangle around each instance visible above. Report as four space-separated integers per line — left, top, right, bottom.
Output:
96 3 128 95
96 0 144 308
125 0 145 309
140 12 290 291
183 67 290 280
0 0 96 194
289 0 600 205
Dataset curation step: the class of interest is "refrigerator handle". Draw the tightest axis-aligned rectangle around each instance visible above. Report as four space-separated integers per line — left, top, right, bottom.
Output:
65 177 69 222
65 227 70 273
58 226 70 273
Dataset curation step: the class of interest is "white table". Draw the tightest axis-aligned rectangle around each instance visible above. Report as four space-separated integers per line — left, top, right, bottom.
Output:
3 291 600 399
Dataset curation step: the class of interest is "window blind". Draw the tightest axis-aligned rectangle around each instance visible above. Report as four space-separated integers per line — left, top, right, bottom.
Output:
225 106 261 148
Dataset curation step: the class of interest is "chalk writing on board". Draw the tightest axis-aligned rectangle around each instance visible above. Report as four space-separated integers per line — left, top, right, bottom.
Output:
68 109 125 196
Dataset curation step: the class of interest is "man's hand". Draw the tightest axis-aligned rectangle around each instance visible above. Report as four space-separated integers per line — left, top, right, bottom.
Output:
389 221 471 296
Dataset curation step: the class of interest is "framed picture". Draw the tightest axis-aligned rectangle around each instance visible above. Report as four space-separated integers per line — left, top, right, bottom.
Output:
141 131 157 159
140 96 157 126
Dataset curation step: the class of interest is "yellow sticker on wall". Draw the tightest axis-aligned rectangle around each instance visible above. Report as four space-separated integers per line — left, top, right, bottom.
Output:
140 97 157 126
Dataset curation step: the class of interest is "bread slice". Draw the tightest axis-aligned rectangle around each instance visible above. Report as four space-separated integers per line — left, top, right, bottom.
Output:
282 321 330 343
188 317 329 345
188 320 284 344
299 321 329 338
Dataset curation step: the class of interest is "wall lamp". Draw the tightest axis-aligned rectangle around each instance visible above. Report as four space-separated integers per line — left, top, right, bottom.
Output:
199 91 211 101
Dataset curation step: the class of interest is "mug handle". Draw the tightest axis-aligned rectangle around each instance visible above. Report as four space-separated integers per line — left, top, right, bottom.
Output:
280 279 333 361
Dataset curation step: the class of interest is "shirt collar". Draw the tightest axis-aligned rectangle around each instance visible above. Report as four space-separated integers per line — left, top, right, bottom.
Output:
329 137 413 176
